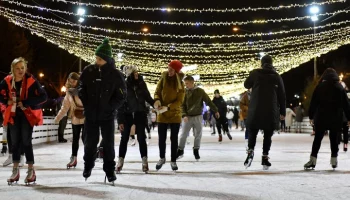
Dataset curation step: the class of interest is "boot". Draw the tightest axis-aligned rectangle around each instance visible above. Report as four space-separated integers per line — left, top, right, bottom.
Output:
261 155 271 170
176 149 184 160
24 168 36 185
7 167 20 185
67 156 77 169
142 156 149 173
3 154 12 167
304 156 317 170
116 157 124 173
330 157 337 169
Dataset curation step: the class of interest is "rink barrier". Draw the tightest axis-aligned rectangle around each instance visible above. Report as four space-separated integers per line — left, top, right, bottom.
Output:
290 117 313 133
0 116 119 145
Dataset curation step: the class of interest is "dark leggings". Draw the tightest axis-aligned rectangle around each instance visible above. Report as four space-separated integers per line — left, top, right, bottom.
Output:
158 123 180 162
248 128 274 155
71 124 84 156
311 129 338 158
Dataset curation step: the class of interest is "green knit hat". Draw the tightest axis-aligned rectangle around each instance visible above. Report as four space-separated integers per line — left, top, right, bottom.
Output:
95 38 112 61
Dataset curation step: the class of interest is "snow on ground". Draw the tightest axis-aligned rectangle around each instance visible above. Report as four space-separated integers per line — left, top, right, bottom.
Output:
1 127 350 200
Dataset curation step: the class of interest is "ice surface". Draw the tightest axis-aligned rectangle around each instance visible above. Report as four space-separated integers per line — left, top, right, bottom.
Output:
1 127 350 200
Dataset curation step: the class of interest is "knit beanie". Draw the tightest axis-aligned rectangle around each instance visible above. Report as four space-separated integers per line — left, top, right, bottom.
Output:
168 60 183 73
95 38 112 62
123 65 138 77
68 72 79 80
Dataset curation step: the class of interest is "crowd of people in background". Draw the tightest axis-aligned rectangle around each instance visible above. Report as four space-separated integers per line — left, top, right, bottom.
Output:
0 37 350 185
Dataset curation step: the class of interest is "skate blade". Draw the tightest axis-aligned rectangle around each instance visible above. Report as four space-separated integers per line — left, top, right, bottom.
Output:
263 165 270 170
244 159 253 169
7 181 18 186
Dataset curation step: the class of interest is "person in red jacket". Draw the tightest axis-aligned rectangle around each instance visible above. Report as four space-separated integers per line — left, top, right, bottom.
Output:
0 57 47 185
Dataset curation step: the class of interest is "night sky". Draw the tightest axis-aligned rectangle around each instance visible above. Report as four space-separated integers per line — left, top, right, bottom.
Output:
0 0 349 108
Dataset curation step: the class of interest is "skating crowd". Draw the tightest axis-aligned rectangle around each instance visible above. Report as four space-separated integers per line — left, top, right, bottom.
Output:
1 38 349 185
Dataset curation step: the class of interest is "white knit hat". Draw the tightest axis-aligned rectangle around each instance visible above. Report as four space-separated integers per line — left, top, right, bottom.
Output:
123 65 138 77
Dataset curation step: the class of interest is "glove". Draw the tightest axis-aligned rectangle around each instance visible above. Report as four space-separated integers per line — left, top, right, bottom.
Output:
154 100 161 109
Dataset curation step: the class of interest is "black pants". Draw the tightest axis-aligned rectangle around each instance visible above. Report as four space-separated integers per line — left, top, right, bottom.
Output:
72 124 84 157
84 119 116 173
145 123 151 134
216 117 229 135
58 116 68 141
280 120 286 131
8 110 34 164
234 118 239 128
342 122 349 144
119 112 148 158
158 123 180 162
151 122 156 130
311 129 338 158
248 128 273 155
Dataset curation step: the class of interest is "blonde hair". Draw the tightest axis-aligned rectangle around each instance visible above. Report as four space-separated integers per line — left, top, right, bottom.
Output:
65 78 79 89
10 57 28 89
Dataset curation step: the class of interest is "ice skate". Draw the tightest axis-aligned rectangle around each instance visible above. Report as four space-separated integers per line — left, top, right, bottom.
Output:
67 156 77 169
244 149 254 169
330 157 337 170
19 155 24 167
193 148 200 161
24 168 36 185
95 147 104 163
155 158 166 171
261 155 271 170
104 171 116 186
116 157 124 174
1 144 7 156
130 139 136 146
142 157 149 173
304 156 317 170
218 135 222 143
7 167 19 185
226 132 232 140
170 162 178 172
176 149 184 160
3 154 13 167
83 168 92 181
344 143 348 152
148 133 151 139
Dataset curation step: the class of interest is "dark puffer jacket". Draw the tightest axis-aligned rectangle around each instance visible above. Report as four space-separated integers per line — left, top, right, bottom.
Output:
309 70 350 131
244 64 286 130
78 62 126 121
212 96 227 117
117 75 155 124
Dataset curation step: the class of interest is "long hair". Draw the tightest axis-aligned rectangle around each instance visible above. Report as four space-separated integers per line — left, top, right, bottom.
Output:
10 57 28 90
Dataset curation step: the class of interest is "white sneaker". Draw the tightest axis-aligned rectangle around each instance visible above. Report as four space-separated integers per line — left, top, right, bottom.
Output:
19 155 24 167
3 154 12 166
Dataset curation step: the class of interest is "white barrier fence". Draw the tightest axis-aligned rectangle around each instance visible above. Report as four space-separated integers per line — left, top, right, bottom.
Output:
0 116 119 145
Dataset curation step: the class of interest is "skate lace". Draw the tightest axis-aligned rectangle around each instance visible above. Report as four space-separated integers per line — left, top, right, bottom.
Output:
11 168 19 179
26 168 34 179
157 159 165 165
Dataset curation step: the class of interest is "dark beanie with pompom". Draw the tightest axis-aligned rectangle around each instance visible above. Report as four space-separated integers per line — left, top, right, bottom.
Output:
95 38 112 62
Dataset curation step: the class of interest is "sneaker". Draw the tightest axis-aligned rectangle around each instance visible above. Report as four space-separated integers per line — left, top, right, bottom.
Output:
156 158 166 170
24 168 36 185
176 149 184 160
3 154 12 167
7 167 20 185
261 155 271 170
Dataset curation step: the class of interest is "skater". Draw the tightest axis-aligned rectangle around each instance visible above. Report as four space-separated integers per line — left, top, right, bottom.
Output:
78 38 126 184
116 65 154 174
153 60 185 171
304 68 350 170
54 72 85 169
243 55 286 170
285 107 296 133
177 75 219 161
55 96 68 143
240 89 251 149
233 107 239 129
295 105 304 133
212 90 232 142
226 108 233 130
210 111 217 135
0 57 47 185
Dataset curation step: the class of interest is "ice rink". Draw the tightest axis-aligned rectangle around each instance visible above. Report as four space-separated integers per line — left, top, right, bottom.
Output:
1 127 350 200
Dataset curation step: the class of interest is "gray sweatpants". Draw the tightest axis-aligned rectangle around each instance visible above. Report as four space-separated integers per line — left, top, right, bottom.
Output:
179 115 203 150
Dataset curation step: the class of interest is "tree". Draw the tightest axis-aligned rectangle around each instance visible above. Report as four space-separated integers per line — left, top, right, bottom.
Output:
301 76 320 116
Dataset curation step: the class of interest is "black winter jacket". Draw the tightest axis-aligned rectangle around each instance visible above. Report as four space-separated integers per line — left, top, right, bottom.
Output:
117 75 155 124
212 96 227 117
78 63 126 121
244 65 286 130
309 71 350 131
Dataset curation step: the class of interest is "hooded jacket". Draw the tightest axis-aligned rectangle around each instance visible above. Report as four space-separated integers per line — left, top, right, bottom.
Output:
78 62 126 121
182 86 218 117
154 71 185 123
244 64 286 130
309 70 350 131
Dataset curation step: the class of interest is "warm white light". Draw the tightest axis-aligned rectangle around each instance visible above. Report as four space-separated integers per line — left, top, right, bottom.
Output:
61 86 66 92
77 8 86 16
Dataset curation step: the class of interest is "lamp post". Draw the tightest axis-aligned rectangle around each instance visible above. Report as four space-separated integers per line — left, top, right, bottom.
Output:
77 6 86 73
310 6 319 79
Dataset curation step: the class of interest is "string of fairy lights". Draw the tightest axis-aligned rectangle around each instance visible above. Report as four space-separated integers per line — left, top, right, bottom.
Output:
0 0 349 96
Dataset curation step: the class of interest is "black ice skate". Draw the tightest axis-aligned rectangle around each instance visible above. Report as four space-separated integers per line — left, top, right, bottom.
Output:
171 162 178 172
83 168 92 181
226 132 232 140
1 144 7 156
244 149 254 169
330 157 337 170
176 149 184 160
304 156 317 170
156 158 166 171
261 155 271 170
104 171 117 186
193 148 200 161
